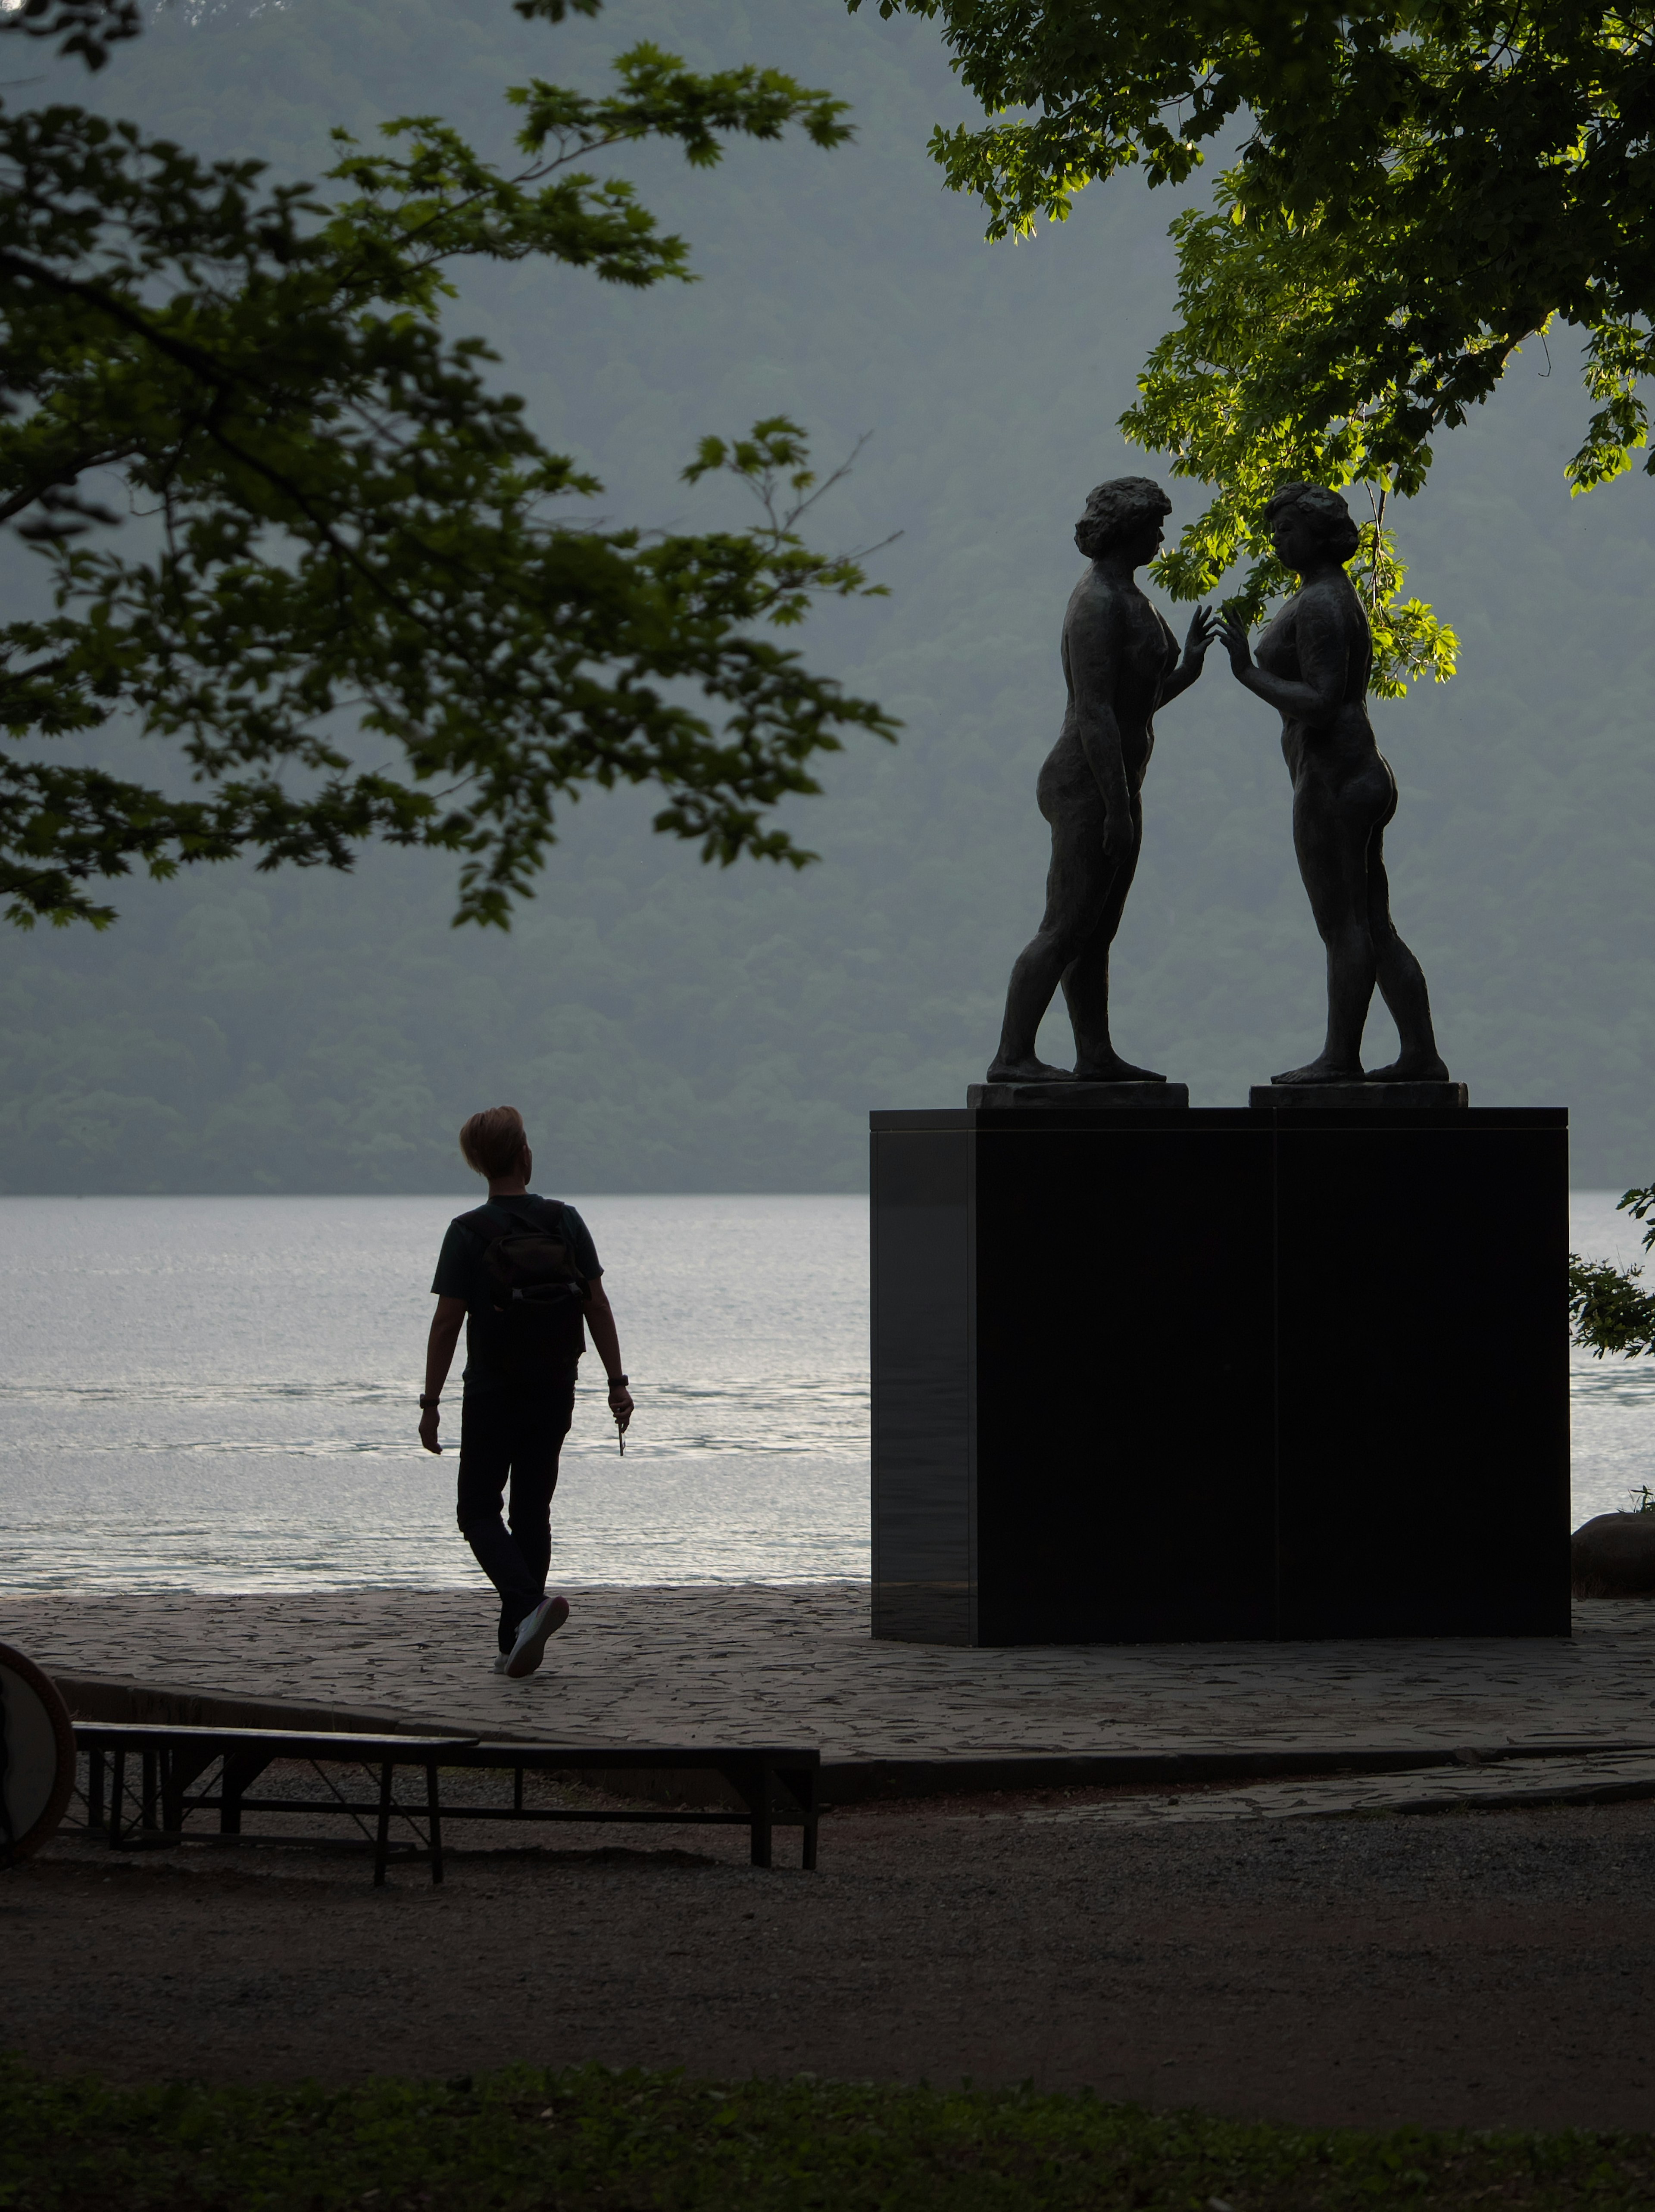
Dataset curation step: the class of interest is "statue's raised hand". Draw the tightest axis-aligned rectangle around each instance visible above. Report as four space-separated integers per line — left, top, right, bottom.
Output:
1218 606 1254 675
1182 605 1218 668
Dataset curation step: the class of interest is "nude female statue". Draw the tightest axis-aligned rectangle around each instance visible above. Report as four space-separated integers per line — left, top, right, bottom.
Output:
987 477 1216 1084
1218 483 1451 1086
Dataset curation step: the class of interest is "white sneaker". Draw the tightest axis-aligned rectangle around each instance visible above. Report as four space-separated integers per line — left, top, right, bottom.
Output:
492 1654 508 1674
503 1594 570 1679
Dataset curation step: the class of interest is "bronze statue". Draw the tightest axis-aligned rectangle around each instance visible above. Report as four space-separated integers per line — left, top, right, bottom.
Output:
1218 483 1450 1086
987 477 1215 1085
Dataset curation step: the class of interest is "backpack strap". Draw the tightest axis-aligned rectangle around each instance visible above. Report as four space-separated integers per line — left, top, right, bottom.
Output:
454 1197 567 1248
452 1202 505 1251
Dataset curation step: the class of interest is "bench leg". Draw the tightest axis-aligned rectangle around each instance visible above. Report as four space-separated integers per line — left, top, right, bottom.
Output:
221 1757 244 1834
160 1747 184 1838
375 1761 393 1886
108 1750 125 1849
219 1752 272 1836
162 1749 218 1838
750 1762 774 1870
86 1747 105 1837
801 1768 818 1873
426 1763 443 1886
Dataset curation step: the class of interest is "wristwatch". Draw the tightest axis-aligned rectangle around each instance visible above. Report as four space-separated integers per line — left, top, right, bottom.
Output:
418 1394 440 1409
606 1373 630 1390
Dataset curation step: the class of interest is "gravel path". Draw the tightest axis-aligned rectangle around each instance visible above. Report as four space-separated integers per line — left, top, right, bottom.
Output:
8 1790 1655 2134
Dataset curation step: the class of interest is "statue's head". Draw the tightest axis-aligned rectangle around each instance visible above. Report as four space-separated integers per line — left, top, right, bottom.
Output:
1074 476 1171 562
1263 482 1362 568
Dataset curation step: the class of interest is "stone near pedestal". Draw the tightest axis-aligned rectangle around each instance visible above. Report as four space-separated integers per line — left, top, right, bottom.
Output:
968 1081 1190 1110
1250 1081 1469 1110
1571 1512 1655 1598
871 1101 1569 1646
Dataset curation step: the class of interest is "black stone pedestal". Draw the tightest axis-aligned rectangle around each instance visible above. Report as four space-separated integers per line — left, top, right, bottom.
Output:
871 1101 1570 1645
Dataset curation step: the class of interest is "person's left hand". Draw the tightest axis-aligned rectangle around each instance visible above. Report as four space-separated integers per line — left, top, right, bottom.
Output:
419 1403 442 1455
1100 808 1135 869
1182 605 1217 667
608 1382 634 1435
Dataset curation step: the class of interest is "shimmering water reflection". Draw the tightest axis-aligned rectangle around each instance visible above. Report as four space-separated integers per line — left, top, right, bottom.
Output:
0 1190 1648 1592
0 1194 869 1590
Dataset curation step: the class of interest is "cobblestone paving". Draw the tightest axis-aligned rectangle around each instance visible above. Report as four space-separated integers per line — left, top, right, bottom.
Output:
3 1585 1655 1763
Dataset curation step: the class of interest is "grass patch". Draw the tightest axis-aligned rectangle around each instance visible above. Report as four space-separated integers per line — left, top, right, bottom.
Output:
3 2054 1654 2209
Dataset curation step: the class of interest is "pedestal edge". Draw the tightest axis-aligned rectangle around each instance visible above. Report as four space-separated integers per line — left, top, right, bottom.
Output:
869 1104 1564 1129
968 1081 1190 1111
1249 1081 1469 1110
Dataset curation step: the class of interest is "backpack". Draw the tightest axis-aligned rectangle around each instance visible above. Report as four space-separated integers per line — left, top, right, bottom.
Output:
457 1198 589 1370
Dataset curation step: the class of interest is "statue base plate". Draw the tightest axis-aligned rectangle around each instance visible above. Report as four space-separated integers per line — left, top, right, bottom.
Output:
1250 1081 1468 1110
968 1081 1189 1110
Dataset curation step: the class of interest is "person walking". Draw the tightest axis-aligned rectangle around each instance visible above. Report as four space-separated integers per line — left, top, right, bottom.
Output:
420 1106 633 1677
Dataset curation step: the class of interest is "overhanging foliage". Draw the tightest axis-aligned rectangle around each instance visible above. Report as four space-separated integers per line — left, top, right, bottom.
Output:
2 0 898 928
856 0 1655 688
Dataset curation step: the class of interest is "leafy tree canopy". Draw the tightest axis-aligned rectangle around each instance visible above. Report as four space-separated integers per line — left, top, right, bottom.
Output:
856 0 1655 690
2 0 896 928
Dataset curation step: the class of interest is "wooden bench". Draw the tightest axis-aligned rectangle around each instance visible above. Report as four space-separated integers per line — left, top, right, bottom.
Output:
437 1742 819 1870
77 1723 477 1884
73 1724 819 1879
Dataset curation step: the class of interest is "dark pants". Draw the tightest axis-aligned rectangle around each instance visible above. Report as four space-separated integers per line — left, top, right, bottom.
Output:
455 1377 576 1653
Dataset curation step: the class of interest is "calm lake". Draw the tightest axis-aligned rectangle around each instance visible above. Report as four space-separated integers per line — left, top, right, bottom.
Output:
1 1191 1649 1593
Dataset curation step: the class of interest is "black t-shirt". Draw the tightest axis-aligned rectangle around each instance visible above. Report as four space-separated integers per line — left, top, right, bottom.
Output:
431 1195 603 1393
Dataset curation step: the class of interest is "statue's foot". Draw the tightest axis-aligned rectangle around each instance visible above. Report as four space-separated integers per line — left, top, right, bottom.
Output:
1270 1058 1366 1086
1366 1055 1451 1084
985 1057 1073 1085
1072 1057 1166 1084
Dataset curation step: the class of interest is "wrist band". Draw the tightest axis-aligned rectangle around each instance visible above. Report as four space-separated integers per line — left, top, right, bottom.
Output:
418 1395 440 1409
607 1374 630 1389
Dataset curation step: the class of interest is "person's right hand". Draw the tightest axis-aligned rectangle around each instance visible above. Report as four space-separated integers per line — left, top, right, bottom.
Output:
1219 607 1254 674
419 1404 443 1455
1182 604 1218 666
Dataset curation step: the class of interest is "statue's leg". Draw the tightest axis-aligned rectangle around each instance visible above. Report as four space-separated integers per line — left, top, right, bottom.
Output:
987 803 1109 1082
1065 802 1164 1081
1274 776 1378 1083
1365 825 1450 1082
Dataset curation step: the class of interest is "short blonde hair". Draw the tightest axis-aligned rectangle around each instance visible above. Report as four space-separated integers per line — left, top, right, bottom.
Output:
458 1104 527 1181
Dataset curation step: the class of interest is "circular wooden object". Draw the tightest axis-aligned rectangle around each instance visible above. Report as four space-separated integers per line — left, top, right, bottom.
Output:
0 1642 76 1867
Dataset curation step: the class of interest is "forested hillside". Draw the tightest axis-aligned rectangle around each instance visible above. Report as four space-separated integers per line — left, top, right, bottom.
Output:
3 0 1651 1193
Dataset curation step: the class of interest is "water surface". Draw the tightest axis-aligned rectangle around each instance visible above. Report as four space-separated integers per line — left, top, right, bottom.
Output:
1 1190 1649 1593
1 1195 868 1591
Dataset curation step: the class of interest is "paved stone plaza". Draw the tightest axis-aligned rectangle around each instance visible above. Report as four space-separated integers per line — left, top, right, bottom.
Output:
4 1584 1655 1770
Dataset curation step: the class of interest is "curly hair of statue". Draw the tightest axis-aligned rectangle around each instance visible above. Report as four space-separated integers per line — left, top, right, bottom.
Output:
1263 482 1362 565
1074 476 1171 559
